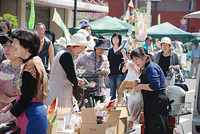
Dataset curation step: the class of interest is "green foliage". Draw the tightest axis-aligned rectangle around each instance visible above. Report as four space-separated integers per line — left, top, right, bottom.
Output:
0 14 18 29
120 15 125 20
135 7 147 13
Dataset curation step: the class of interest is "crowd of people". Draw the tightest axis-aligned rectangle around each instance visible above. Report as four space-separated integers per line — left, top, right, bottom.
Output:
0 18 199 134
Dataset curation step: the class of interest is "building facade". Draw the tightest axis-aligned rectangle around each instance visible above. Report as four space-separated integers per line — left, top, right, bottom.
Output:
106 0 200 33
0 0 109 39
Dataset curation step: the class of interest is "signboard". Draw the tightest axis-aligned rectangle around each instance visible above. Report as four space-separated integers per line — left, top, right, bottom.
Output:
72 12 106 20
78 20 89 27
180 19 188 25
135 12 147 41
180 25 187 31
180 19 187 31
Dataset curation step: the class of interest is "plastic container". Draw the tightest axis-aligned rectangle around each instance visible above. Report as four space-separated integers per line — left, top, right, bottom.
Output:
166 86 186 115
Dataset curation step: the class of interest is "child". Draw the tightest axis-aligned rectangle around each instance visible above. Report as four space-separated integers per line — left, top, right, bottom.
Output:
121 50 141 131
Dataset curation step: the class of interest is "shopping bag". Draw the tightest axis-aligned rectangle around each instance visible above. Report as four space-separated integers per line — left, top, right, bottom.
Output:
166 69 173 80
175 68 185 83
127 88 143 121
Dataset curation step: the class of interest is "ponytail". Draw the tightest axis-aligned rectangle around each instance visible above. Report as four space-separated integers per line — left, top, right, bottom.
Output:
131 47 153 69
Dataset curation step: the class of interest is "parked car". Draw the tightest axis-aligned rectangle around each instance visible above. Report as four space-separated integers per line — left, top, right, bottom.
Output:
192 63 200 134
184 42 196 61
104 36 130 56
171 41 188 67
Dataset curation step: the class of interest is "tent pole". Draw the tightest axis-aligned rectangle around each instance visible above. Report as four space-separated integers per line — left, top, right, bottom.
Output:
188 0 193 32
73 0 77 28
123 0 126 15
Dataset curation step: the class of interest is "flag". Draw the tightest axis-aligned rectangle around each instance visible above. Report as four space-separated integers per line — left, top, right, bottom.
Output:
158 14 161 24
123 0 135 23
52 8 71 43
28 0 35 29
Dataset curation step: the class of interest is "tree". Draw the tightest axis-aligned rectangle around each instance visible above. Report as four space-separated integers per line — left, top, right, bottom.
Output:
0 14 18 28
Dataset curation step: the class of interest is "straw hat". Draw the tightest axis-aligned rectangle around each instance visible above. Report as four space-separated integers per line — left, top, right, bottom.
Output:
56 37 67 47
66 33 89 47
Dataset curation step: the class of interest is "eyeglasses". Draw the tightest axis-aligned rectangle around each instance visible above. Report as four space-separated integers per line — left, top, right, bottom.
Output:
3 43 13 49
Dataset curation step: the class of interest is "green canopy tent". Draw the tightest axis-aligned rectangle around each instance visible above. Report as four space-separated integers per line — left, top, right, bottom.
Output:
112 17 135 33
147 22 193 39
72 16 135 35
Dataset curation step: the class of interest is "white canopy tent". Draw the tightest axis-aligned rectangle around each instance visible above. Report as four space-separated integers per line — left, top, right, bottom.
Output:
182 11 200 19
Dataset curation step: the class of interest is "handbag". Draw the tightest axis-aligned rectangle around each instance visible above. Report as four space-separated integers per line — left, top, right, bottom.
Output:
166 69 174 80
175 68 185 83
73 85 84 103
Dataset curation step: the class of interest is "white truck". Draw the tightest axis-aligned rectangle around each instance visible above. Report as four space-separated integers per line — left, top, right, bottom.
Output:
192 63 200 133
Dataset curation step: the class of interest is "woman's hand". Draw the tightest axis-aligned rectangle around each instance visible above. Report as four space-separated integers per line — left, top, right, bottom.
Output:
77 78 85 85
121 49 126 56
0 103 13 114
128 63 134 70
0 111 15 124
100 69 108 77
169 65 174 70
135 84 143 92
133 80 140 87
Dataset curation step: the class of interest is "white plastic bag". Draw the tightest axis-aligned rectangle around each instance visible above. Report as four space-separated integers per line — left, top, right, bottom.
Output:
127 88 143 121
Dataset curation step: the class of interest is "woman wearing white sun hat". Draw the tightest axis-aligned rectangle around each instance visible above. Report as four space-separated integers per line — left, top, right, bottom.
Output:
55 37 67 52
44 33 89 107
155 37 181 86
56 37 67 48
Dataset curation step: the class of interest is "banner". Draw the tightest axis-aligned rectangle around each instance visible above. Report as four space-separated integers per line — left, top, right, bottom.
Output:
158 14 161 24
28 0 35 29
134 12 147 41
52 8 71 43
123 0 134 23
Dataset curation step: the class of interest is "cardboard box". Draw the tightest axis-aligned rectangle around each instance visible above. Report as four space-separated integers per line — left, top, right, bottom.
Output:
116 81 130 134
80 108 121 134
116 106 129 134
47 122 57 134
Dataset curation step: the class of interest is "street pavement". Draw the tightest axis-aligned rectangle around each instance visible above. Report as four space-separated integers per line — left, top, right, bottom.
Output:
106 78 197 134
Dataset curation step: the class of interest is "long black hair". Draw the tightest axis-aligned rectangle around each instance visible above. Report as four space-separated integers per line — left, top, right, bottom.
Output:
130 47 153 68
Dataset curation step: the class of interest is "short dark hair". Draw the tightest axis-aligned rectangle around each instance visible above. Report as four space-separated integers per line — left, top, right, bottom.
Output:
111 32 122 47
0 19 12 36
35 23 46 29
81 24 91 30
11 28 40 56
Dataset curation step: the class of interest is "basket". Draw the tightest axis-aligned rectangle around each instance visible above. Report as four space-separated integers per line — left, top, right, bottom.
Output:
82 74 101 90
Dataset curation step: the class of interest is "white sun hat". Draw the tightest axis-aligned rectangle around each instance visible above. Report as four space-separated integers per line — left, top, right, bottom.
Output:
66 33 89 47
77 29 89 38
160 37 172 45
56 37 67 47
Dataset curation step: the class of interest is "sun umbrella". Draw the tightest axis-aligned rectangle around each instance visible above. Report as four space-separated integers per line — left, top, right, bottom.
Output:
182 11 200 19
